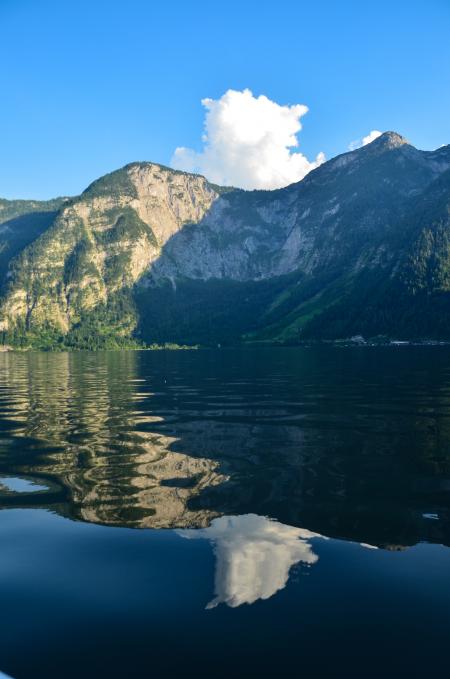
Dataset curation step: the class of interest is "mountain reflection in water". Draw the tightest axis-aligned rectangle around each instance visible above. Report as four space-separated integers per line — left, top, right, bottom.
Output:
0 348 450 548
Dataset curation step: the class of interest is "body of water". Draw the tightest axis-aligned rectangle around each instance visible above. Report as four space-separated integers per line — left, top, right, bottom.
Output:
0 347 449 677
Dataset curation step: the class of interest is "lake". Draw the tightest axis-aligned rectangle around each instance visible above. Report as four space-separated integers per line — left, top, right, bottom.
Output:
0 347 449 678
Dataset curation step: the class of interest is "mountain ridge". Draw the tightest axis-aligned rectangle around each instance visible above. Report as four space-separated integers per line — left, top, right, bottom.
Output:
1 131 450 348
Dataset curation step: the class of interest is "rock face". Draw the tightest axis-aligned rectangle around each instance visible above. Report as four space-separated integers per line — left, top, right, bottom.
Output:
0 164 218 342
1 132 450 346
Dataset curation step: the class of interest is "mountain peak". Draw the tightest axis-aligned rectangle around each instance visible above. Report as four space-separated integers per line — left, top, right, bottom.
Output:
371 131 409 149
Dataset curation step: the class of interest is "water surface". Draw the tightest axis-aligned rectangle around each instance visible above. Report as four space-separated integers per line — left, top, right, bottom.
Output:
0 348 449 677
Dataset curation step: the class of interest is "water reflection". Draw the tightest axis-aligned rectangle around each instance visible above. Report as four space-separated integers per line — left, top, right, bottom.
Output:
0 477 48 493
179 514 325 608
0 351 225 528
0 349 449 547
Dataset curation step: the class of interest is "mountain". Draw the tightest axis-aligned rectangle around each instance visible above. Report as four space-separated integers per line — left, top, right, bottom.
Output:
1 132 450 348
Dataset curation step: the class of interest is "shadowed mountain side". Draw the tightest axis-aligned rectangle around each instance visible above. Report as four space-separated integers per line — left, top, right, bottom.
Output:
0 348 449 548
298 168 450 340
0 197 68 289
135 163 450 344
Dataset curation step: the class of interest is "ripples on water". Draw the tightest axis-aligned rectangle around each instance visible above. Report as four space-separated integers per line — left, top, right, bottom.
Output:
1 348 449 543
0 348 450 678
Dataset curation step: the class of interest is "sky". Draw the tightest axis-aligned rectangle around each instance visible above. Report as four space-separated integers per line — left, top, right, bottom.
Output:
1 0 449 198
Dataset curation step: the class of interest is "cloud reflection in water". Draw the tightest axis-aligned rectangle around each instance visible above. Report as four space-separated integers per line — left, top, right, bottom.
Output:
179 514 326 608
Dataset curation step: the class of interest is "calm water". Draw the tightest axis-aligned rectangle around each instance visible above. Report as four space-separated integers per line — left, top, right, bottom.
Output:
0 347 449 678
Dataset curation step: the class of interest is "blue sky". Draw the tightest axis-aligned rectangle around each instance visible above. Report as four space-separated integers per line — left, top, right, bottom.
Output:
1 0 449 198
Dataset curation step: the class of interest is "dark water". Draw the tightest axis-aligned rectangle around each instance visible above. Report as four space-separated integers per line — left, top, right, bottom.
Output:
0 347 449 678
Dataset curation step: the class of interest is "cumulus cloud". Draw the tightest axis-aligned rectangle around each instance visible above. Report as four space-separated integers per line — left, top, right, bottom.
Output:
348 129 382 151
171 88 325 190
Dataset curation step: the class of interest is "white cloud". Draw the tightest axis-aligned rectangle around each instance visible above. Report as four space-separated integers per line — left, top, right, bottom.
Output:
348 129 382 151
171 88 325 190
